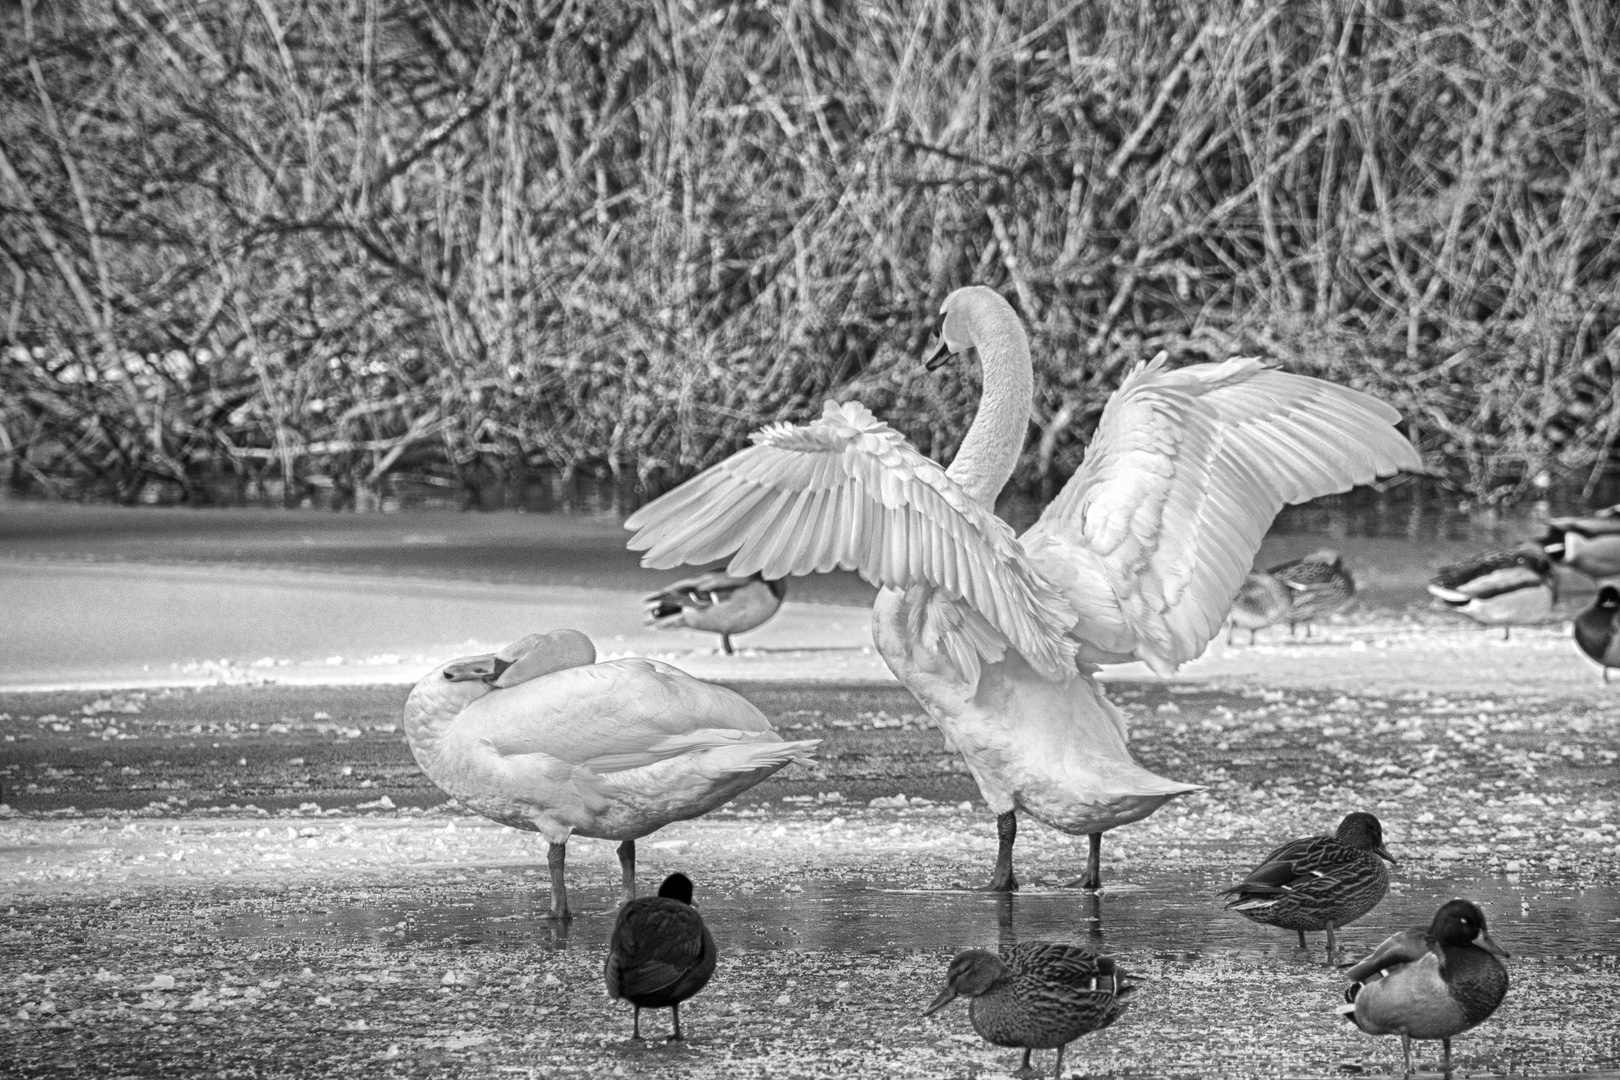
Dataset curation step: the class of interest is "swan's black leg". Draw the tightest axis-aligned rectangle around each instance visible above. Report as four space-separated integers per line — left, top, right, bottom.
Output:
978 811 1018 891
1081 833 1102 890
617 839 636 906
545 841 572 921
669 1002 684 1041
632 1005 642 1040
721 633 734 655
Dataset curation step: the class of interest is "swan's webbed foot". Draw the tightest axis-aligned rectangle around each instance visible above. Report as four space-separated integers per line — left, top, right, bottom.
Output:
1061 833 1103 890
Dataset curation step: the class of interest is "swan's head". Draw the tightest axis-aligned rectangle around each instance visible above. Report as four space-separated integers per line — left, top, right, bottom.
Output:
925 286 1021 371
440 629 597 688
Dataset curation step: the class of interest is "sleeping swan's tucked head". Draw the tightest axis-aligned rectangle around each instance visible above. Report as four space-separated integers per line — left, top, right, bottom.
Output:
441 629 597 688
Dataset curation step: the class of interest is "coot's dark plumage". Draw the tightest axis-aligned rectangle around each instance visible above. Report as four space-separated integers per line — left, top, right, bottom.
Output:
1270 550 1355 637
1223 811 1395 957
1574 585 1620 681
604 872 717 1040
1337 898 1510 1079
924 942 1135 1080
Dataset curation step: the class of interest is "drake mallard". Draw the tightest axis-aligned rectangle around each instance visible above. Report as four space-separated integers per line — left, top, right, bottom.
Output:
1428 543 1556 640
1541 504 1620 579
1222 811 1395 957
403 630 819 919
644 571 786 654
1337 898 1509 1078
604 872 718 1041
924 942 1135 1079
1270 549 1356 636
1226 570 1292 644
1574 584 1620 681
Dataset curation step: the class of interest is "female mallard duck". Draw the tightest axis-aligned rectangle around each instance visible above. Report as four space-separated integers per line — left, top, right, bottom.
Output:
1428 544 1556 640
1270 550 1355 636
1574 584 1620 681
1223 811 1395 957
1226 570 1292 644
1541 504 1620 579
626 286 1418 893
604 872 717 1041
924 942 1135 1080
1337 898 1510 1079
403 629 818 919
643 570 786 654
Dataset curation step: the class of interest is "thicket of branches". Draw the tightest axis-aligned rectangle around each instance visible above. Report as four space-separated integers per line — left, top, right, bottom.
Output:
3 0 1618 507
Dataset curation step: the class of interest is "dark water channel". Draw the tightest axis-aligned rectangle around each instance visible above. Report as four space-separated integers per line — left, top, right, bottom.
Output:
214 865 1618 965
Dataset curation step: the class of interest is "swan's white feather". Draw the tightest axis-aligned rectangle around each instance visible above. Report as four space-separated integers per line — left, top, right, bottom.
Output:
1023 357 1422 674
626 400 1078 682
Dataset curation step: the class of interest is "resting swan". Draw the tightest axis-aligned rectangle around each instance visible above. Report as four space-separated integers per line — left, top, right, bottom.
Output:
625 286 1420 891
404 629 819 918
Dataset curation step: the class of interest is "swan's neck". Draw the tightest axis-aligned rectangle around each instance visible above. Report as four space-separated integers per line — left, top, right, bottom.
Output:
946 314 1033 508
403 676 489 757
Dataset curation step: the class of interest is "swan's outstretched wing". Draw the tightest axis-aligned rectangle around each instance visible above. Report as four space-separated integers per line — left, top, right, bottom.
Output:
625 400 1077 682
1022 357 1420 674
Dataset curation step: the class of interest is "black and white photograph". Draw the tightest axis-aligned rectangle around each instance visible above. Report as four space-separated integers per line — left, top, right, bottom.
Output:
2 0 1617 1076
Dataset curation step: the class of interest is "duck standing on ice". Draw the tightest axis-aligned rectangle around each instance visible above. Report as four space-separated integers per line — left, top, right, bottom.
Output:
627 286 1419 891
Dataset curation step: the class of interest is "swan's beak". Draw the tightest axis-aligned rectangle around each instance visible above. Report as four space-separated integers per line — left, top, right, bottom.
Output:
921 986 957 1016
1374 843 1396 864
924 337 955 371
441 653 510 683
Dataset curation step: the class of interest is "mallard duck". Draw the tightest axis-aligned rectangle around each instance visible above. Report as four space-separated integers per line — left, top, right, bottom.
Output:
1226 570 1292 644
1574 584 1620 681
924 942 1135 1079
1270 550 1355 636
643 571 787 654
1541 504 1620 579
1337 898 1510 1079
604 871 718 1041
1222 811 1395 957
626 286 1418 893
403 630 819 919
1427 543 1556 639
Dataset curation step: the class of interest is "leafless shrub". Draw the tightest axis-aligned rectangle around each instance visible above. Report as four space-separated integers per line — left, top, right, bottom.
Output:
2 0 1616 505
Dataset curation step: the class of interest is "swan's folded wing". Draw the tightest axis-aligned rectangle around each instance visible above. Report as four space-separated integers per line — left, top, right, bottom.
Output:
1022 357 1420 674
625 400 1077 682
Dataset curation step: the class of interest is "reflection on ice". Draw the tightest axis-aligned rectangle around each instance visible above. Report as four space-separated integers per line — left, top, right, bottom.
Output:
216 865 1618 963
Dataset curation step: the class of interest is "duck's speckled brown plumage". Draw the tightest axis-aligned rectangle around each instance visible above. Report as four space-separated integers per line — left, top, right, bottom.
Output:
971 944 1131 1048
1270 550 1355 628
1224 812 1394 936
926 942 1135 1078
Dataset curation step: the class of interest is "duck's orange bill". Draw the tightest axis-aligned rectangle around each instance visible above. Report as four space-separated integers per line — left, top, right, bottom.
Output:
922 987 957 1016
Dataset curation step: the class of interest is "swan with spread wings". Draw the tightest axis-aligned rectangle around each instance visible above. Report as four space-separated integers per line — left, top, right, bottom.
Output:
626 286 1420 891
